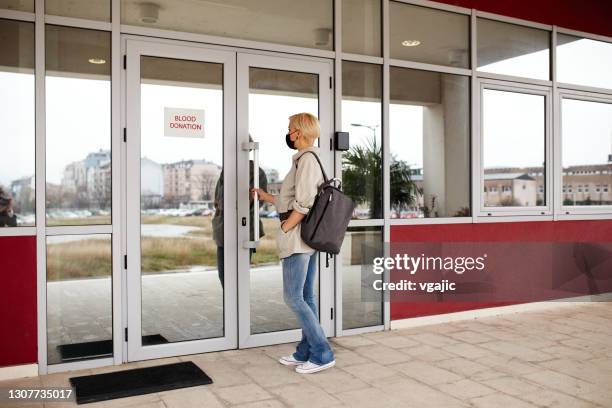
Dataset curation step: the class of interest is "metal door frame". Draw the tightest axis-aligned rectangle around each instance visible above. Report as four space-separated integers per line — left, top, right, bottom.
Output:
124 38 238 361
123 36 335 360
236 53 335 348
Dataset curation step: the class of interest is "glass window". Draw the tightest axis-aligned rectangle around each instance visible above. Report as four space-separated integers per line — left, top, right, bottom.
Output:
248 67 319 334
139 56 226 343
46 0 111 21
482 89 546 208
0 19 35 227
342 0 381 56
45 26 111 226
121 0 333 51
477 18 550 80
0 0 33 12
389 67 470 218
341 226 383 330
557 34 612 90
46 234 112 364
561 98 612 206
390 2 469 68
341 61 382 219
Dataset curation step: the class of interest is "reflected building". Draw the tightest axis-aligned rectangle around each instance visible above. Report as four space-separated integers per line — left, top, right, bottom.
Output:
263 168 282 204
562 162 612 205
264 168 279 183
60 150 111 209
484 172 537 206
162 159 221 206
141 157 163 208
482 162 612 206
10 175 35 214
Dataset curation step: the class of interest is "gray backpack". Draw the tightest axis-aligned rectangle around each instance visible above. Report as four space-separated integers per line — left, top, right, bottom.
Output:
297 151 355 255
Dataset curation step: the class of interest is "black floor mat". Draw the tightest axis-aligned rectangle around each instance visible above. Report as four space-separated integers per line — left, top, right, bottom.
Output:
58 334 168 362
142 334 170 346
69 361 213 404
57 340 113 362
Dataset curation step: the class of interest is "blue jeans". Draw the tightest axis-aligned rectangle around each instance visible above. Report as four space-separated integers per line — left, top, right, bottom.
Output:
282 252 334 365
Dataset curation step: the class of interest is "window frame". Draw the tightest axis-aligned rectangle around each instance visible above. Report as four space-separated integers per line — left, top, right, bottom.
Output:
554 89 612 218
475 16 552 82
555 29 612 94
475 78 553 218
387 65 473 221
341 0 383 57
0 17 36 234
2 0 612 376
44 24 113 228
388 0 472 69
339 59 384 221
473 10 553 89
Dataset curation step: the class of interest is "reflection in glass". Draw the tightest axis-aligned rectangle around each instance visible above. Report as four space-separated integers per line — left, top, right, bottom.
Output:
561 99 612 206
121 0 333 51
0 19 35 227
45 26 111 226
46 0 110 21
140 56 224 343
342 0 381 56
248 67 319 334
46 234 112 364
477 18 550 80
390 2 469 68
389 67 470 218
557 34 612 90
342 61 382 219
0 0 33 12
482 89 545 207
341 227 383 330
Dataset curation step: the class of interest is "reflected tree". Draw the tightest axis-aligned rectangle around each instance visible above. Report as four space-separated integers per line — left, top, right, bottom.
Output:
342 136 421 218
342 137 382 218
390 156 422 215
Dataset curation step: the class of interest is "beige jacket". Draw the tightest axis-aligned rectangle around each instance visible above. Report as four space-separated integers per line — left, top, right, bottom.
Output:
275 147 325 259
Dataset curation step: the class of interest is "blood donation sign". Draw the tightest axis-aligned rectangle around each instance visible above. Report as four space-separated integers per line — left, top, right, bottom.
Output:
164 107 205 138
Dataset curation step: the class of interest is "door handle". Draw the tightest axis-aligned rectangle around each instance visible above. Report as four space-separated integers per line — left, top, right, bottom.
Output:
242 141 260 249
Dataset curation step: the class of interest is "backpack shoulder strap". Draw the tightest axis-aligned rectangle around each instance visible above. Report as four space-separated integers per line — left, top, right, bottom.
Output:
295 150 329 182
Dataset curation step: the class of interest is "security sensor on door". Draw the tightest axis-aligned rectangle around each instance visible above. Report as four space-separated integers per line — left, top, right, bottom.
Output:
334 132 349 151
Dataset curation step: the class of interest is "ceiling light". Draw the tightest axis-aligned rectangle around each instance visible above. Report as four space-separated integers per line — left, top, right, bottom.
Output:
314 28 332 47
88 58 106 64
402 40 421 47
140 2 160 24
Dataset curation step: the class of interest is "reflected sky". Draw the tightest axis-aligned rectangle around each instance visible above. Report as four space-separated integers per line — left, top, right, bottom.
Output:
46 76 111 184
0 72 34 186
1 37 611 189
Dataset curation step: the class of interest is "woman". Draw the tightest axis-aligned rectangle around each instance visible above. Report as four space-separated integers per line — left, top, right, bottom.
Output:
252 112 335 374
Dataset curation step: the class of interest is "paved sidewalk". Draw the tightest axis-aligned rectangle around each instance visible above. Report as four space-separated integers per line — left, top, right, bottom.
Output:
3 302 611 407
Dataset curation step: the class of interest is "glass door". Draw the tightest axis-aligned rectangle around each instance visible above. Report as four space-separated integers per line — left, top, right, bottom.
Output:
237 53 334 348
125 39 237 361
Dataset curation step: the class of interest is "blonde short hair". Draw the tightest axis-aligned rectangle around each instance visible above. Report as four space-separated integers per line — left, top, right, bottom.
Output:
289 112 320 144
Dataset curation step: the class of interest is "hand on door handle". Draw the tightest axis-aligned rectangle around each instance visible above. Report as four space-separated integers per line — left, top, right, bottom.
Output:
251 188 274 204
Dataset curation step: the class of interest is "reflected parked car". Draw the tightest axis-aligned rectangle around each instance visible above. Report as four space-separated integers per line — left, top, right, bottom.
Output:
16 214 35 225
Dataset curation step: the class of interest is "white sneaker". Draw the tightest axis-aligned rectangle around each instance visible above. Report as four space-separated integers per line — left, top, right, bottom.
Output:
295 360 335 374
279 355 307 366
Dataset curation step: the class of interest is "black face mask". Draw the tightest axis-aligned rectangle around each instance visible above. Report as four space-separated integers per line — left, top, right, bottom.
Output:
285 131 297 150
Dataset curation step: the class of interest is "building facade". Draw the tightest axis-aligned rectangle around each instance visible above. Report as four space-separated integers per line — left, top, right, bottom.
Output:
0 0 611 377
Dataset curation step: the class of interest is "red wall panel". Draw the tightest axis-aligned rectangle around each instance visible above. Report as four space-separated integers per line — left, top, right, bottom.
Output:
433 0 612 38
391 220 612 242
0 236 37 367
392 1 612 320
390 220 612 320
